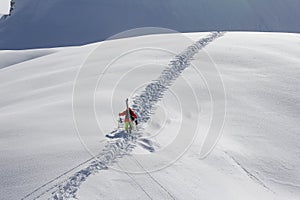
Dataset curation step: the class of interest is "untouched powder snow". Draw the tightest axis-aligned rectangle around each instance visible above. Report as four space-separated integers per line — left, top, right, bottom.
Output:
0 32 300 200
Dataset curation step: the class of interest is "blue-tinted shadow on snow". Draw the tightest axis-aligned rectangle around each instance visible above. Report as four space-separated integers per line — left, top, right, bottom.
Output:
105 130 131 139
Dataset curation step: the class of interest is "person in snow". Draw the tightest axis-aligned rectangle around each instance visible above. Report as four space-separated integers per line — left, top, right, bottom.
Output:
119 107 137 133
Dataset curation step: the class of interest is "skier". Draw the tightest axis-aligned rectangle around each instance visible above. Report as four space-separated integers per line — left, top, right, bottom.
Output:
118 100 137 133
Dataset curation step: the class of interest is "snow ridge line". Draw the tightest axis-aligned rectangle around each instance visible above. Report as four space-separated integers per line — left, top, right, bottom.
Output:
49 32 224 200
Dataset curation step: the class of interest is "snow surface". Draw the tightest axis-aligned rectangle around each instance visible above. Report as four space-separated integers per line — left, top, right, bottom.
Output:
1 0 300 49
0 32 300 200
0 0 10 15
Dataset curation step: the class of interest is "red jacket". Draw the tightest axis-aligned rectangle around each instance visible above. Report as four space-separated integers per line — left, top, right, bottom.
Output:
119 108 137 122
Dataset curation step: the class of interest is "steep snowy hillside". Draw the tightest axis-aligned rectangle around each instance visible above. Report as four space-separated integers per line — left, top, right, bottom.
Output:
1 0 300 49
0 32 299 200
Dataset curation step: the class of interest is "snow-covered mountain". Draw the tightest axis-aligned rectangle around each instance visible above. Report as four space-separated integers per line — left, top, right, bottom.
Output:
1 1 300 199
1 0 300 49
1 32 299 200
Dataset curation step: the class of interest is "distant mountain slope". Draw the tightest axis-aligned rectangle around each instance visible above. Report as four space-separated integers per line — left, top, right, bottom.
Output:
0 0 300 49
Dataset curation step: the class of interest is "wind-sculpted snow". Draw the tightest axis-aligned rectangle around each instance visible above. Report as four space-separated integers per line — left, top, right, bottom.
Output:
24 32 224 200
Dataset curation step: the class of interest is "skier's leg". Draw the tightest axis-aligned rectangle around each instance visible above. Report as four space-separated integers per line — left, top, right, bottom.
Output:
130 121 134 130
128 121 134 133
125 122 129 132
128 121 132 133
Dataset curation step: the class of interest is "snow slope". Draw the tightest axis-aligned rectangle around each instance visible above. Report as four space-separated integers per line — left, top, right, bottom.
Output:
0 32 300 200
75 32 300 200
1 0 300 49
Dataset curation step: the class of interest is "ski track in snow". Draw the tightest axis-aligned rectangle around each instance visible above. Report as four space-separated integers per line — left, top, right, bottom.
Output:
223 151 275 193
21 32 224 200
130 155 176 200
116 162 154 200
